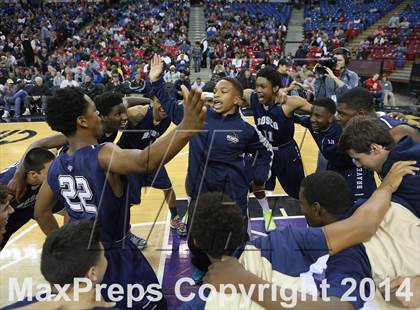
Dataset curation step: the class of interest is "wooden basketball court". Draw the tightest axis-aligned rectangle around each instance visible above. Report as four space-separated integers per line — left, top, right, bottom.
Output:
0 115 418 307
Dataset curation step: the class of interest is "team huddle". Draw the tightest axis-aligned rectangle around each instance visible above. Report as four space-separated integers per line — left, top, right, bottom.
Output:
0 53 419 310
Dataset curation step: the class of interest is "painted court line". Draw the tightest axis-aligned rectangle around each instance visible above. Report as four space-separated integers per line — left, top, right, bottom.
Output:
251 215 305 221
2 223 37 250
251 230 267 237
157 212 171 283
131 221 166 228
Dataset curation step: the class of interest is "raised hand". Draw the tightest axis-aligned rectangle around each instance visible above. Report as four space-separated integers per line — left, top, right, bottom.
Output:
379 160 419 193
178 85 207 135
149 53 164 82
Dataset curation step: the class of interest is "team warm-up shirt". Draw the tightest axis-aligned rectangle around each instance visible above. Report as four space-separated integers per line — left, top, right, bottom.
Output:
151 78 273 210
183 225 371 310
295 116 376 202
380 136 420 218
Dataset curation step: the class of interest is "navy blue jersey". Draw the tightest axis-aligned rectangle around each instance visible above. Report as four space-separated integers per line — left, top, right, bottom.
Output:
250 92 295 146
0 163 63 249
378 114 406 129
98 130 118 144
0 164 40 211
380 136 420 218
117 106 171 150
47 144 130 242
295 116 376 202
152 78 273 210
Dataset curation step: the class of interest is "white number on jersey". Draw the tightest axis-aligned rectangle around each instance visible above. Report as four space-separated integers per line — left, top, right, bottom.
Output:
58 175 97 214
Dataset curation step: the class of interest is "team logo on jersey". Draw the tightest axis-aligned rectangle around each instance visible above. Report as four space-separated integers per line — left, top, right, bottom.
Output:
67 165 73 172
226 133 239 144
0 129 37 145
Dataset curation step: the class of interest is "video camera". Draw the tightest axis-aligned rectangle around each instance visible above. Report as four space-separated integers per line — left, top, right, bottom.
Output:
314 57 337 75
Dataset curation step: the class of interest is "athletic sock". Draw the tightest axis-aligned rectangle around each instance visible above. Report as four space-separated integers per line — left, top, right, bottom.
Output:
257 198 270 212
169 207 178 219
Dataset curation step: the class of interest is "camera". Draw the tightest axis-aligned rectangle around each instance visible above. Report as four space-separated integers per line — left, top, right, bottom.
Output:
315 57 337 75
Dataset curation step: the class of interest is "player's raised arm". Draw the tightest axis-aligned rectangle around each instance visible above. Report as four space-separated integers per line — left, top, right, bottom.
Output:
280 93 313 117
34 180 59 236
149 54 184 124
8 134 68 200
323 160 419 255
99 86 206 175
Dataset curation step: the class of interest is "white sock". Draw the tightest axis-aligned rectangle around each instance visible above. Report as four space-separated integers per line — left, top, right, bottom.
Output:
187 196 191 206
257 198 270 212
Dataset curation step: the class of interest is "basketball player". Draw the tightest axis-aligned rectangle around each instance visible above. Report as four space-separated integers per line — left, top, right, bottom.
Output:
336 87 420 142
295 98 376 203
0 148 61 250
0 184 13 245
340 116 420 218
149 54 273 281
33 86 206 309
202 160 419 309
240 67 311 233
7 92 149 250
3 221 117 310
117 93 186 236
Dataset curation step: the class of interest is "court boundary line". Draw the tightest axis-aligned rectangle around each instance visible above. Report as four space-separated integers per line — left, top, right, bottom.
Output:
2 223 37 250
157 212 171 283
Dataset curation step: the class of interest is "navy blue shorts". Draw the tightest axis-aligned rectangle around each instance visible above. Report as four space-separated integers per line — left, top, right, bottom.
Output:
102 238 167 309
246 140 304 199
126 167 172 205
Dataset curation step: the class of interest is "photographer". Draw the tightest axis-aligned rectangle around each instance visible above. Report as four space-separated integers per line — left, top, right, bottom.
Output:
313 48 359 102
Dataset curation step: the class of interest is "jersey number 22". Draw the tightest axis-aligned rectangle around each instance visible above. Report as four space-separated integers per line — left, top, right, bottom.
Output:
58 175 97 214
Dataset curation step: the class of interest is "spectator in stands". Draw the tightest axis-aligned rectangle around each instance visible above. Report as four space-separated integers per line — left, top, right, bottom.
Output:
1 79 27 118
365 73 383 107
388 14 400 28
193 41 202 73
374 34 385 46
60 72 79 88
237 68 256 90
313 48 359 101
174 72 191 99
277 59 297 94
81 75 104 99
399 17 410 29
53 71 64 88
192 77 205 90
176 51 189 64
212 63 226 81
294 45 307 66
106 73 127 94
23 76 51 116
380 75 395 107
164 66 180 84
127 72 146 95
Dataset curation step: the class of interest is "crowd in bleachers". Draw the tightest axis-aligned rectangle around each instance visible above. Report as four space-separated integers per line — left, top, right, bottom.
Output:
0 0 192 119
204 1 291 75
355 2 420 71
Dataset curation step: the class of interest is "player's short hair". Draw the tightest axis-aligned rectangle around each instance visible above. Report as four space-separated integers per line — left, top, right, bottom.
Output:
46 87 88 136
256 66 282 87
220 77 244 97
313 97 336 115
337 87 374 112
301 171 352 216
94 92 123 116
41 221 101 286
23 148 55 174
339 116 394 154
0 184 8 204
190 192 244 258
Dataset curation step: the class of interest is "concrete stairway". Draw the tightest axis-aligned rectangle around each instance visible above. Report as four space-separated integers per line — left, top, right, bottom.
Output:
188 6 212 83
285 7 305 56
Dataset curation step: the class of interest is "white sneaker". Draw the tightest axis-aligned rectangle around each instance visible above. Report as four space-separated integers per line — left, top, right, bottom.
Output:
22 109 31 116
2 110 10 118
